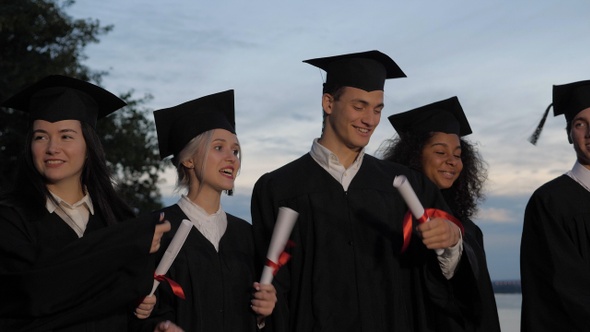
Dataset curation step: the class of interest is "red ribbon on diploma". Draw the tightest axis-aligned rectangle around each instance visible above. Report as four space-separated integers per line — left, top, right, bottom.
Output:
401 208 464 253
265 240 295 276
154 274 186 300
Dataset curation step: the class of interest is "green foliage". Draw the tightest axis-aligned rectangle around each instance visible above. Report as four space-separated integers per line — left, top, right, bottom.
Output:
98 92 166 212
0 0 107 95
0 0 166 211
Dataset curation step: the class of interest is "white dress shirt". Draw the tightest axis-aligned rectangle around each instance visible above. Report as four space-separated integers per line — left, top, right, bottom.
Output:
46 191 94 238
177 195 227 252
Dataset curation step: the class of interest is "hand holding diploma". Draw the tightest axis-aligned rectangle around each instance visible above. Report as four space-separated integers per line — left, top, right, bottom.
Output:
260 207 299 285
150 219 193 299
393 175 445 254
251 281 277 325
134 294 157 319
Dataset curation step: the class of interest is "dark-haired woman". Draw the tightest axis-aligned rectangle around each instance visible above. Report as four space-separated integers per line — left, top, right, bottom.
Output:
382 96 500 332
0 75 170 331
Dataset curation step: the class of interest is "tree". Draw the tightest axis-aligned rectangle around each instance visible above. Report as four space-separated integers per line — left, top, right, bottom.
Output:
0 0 166 211
98 92 166 212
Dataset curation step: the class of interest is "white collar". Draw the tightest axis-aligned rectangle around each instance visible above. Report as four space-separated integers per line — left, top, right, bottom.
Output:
310 138 365 170
46 190 94 215
567 161 590 191
177 195 227 251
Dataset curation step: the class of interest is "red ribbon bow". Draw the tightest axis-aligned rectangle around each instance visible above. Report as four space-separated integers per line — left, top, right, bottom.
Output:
154 274 186 300
401 208 464 253
265 240 295 276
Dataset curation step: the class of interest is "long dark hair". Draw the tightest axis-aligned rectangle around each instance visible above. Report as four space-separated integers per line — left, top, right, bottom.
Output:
379 131 487 221
8 120 134 224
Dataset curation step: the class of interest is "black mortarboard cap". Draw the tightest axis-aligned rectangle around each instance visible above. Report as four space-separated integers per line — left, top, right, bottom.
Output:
1 75 126 128
388 96 472 137
154 90 235 160
303 50 406 93
528 80 590 145
553 80 590 124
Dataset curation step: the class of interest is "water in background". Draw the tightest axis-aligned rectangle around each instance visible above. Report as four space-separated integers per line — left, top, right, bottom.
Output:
495 293 521 332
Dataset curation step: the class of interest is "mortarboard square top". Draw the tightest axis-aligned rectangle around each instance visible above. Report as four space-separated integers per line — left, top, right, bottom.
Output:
553 80 590 124
303 50 406 93
154 89 235 160
1 75 126 129
388 96 472 137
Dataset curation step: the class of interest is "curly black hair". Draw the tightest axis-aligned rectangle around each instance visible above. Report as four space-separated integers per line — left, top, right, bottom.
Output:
378 131 487 221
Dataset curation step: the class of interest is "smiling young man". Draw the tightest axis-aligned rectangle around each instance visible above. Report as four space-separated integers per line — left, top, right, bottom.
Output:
251 51 465 332
521 80 590 332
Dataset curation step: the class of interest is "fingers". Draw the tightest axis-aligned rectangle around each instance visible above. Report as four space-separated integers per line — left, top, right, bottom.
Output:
151 219 171 253
416 218 460 249
135 308 152 319
135 295 156 319
154 320 184 332
251 282 277 317
140 294 157 306
153 320 169 332
155 220 172 234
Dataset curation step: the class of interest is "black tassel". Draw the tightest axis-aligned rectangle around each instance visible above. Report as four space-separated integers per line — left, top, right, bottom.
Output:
528 103 553 145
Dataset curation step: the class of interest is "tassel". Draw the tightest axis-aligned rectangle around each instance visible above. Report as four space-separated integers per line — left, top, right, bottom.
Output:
528 103 553 145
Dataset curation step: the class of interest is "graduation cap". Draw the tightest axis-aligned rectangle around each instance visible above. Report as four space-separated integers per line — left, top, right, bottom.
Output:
1 75 126 129
388 96 472 137
528 80 590 145
154 89 235 160
303 50 406 93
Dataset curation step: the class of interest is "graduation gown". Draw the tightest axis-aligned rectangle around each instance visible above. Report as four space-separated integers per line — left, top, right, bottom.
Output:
460 219 500 332
251 153 465 332
428 216 500 332
130 204 259 332
521 175 590 332
0 196 156 331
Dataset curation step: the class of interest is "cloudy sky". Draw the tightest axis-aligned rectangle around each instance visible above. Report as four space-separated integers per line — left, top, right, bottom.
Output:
69 0 590 280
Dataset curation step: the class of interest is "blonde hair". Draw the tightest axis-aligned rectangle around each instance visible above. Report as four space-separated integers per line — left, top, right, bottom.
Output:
174 129 241 195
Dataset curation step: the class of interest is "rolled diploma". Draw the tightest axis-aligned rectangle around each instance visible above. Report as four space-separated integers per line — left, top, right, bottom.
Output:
393 175 443 255
149 219 193 295
260 207 299 284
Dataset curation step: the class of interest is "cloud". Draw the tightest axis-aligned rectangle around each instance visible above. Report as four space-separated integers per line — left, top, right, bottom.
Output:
70 0 590 283
478 207 513 223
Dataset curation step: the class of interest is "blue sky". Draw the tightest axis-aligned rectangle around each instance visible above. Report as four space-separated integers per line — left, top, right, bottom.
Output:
69 1 590 280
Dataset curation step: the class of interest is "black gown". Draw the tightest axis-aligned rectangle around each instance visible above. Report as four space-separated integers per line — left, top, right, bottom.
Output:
429 215 500 332
251 153 471 332
521 175 590 332
130 204 260 332
0 196 156 331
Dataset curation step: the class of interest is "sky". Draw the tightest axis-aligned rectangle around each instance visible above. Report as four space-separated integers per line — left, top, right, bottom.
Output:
68 0 590 281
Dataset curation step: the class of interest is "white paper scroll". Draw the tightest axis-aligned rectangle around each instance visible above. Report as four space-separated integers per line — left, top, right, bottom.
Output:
149 219 193 295
260 207 299 285
393 175 443 255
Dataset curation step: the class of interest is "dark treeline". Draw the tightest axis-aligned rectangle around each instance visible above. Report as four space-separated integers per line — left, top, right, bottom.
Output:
492 280 521 294
0 0 168 212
